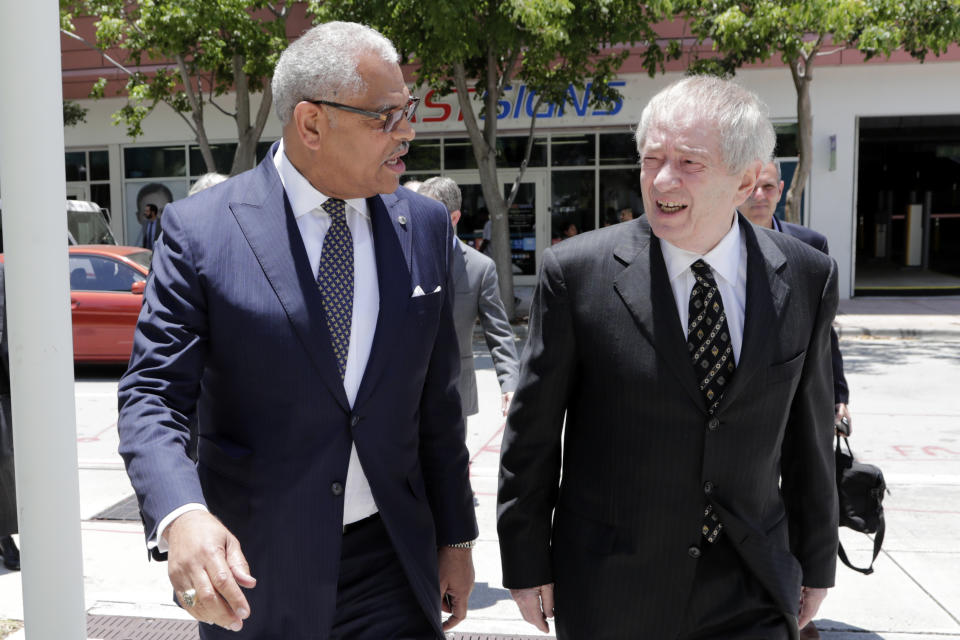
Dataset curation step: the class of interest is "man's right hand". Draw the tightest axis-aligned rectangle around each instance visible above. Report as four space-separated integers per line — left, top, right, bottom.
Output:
509 583 555 633
165 510 256 631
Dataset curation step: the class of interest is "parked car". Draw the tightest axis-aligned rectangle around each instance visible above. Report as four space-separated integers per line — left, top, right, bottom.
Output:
1 245 151 364
0 199 117 252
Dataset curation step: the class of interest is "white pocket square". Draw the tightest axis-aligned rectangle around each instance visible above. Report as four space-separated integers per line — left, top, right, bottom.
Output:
411 285 442 297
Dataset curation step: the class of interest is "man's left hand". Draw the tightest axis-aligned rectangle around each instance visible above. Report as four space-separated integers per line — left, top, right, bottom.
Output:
501 392 514 417
798 586 828 629
835 403 852 437
438 546 475 630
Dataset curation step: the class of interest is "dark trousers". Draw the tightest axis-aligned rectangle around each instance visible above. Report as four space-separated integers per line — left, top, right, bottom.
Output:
0 454 16 537
330 514 439 640
677 536 794 640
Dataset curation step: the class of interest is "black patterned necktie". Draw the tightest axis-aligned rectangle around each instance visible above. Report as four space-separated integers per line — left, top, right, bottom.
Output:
687 259 735 544
317 198 353 379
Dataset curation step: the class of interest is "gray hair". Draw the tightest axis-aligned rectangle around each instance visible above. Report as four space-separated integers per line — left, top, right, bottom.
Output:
418 176 462 214
188 172 228 196
272 22 400 125
635 76 775 175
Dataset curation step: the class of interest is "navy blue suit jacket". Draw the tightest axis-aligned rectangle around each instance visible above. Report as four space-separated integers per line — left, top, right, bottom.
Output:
118 144 477 639
776 219 849 404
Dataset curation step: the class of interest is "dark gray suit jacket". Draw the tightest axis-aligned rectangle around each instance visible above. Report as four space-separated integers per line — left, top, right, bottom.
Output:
497 215 839 638
0 262 16 537
451 240 519 416
775 218 849 404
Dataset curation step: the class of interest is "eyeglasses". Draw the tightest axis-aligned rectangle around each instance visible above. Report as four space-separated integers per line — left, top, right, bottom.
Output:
306 96 420 133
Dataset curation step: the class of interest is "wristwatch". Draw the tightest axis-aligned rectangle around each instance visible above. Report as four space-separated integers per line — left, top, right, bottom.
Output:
445 539 477 549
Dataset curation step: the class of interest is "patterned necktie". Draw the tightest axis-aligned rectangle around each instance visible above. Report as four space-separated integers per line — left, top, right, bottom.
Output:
686 259 735 544
317 198 353 379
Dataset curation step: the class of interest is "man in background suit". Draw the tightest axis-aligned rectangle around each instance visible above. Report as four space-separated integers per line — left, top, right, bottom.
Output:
740 160 851 433
497 76 839 639
118 22 477 639
138 203 161 251
0 263 20 572
417 176 519 418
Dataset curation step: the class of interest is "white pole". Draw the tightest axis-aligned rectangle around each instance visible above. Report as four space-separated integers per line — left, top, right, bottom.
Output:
0 1 87 638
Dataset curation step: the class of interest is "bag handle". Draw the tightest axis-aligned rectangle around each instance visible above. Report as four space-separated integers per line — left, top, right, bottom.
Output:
838 511 884 575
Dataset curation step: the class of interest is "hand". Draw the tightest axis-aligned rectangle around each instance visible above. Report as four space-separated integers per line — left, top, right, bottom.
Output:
501 391 514 417
165 510 256 631
438 546 475 631
798 586 828 629
510 583 554 633
835 403 852 437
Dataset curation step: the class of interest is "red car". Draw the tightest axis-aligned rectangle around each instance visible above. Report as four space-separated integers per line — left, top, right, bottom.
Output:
2 245 151 364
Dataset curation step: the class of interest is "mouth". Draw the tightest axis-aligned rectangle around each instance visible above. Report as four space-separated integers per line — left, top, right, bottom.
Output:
657 200 688 214
383 143 409 174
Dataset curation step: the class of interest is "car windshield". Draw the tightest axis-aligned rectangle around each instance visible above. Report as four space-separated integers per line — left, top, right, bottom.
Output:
68 209 117 245
125 250 152 271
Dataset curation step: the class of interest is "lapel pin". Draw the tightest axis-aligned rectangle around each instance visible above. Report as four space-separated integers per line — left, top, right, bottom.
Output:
397 215 407 226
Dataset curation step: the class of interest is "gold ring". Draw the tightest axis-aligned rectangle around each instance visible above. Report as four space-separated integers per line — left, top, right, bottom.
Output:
181 588 197 608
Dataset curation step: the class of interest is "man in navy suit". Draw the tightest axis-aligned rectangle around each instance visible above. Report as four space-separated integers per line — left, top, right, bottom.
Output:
740 160 851 433
118 22 477 639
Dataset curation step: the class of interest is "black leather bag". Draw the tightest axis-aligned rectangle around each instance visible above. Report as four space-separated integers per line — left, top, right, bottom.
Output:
835 435 888 574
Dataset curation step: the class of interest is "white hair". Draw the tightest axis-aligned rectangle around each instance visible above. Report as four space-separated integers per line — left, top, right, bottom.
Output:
418 176 462 214
271 22 399 125
635 76 775 174
188 172 228 196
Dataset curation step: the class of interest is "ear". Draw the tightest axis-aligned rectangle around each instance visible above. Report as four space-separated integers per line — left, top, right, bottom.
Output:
777 180 785 199
733 160 763 206
450 209 461 227
292 101 326 151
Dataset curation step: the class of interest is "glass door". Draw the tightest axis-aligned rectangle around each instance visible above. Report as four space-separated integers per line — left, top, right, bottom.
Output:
447 170 547 286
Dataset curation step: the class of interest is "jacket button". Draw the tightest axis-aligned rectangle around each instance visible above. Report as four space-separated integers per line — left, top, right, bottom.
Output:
704 481 714 495
331 482 344 496
350 415 360 427
708 417 720 431
688 546 701 559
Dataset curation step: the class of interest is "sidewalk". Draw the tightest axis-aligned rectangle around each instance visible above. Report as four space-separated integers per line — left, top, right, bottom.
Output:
1 296 958 639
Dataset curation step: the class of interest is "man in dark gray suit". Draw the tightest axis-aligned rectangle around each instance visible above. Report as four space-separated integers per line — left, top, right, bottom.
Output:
498 76 838 639
417 177 519 417
740 160 851 434
0 263 20 571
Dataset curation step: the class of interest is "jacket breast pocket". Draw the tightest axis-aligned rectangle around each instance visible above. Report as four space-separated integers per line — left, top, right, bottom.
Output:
766 351 805 385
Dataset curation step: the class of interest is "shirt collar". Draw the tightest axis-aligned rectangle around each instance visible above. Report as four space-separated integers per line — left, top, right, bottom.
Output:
660 214 742 287
273 139 369 219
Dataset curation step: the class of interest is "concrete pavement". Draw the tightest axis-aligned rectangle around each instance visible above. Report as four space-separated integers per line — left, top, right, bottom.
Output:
1 295 958 639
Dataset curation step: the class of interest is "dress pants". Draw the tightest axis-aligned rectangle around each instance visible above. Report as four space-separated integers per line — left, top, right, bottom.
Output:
330 514 439 640
677 535 793 640
0 454 16 537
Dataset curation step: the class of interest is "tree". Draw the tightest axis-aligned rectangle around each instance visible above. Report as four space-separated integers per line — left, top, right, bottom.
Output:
311 0 679 319
60 0 299 175
680 0 960 223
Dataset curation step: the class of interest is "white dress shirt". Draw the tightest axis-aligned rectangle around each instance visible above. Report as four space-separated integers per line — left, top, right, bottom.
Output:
154 141 380 552
659 215 748 363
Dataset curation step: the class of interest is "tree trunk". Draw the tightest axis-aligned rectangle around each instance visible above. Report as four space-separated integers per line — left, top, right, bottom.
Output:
785 53 815 224
452 61 517 320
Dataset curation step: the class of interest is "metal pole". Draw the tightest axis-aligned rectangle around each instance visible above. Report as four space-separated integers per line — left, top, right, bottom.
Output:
0 1 87 638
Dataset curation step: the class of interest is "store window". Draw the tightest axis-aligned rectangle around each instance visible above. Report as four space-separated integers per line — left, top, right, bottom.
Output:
125 146 186 178
551 134 595 166
405 138 442 172
65 148 112 221
600 168 642 227
551 170 595 242
599 132 638 166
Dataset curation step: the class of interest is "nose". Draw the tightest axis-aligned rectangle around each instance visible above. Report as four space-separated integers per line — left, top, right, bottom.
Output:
392 112 416 142
653 160 681 192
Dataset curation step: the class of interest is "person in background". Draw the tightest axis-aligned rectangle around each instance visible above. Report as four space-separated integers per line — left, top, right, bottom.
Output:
740 160 851 436
138 203 161 251
619 207 635 223
117 21 476 639
0 263 19 572
497 76 838 639
417 176 519 419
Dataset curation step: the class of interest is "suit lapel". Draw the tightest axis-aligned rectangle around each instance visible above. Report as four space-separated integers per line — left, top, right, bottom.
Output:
613 219 705 409
718 216 790 410
452 241 468 290
354 193 412 407
228 150 350 412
